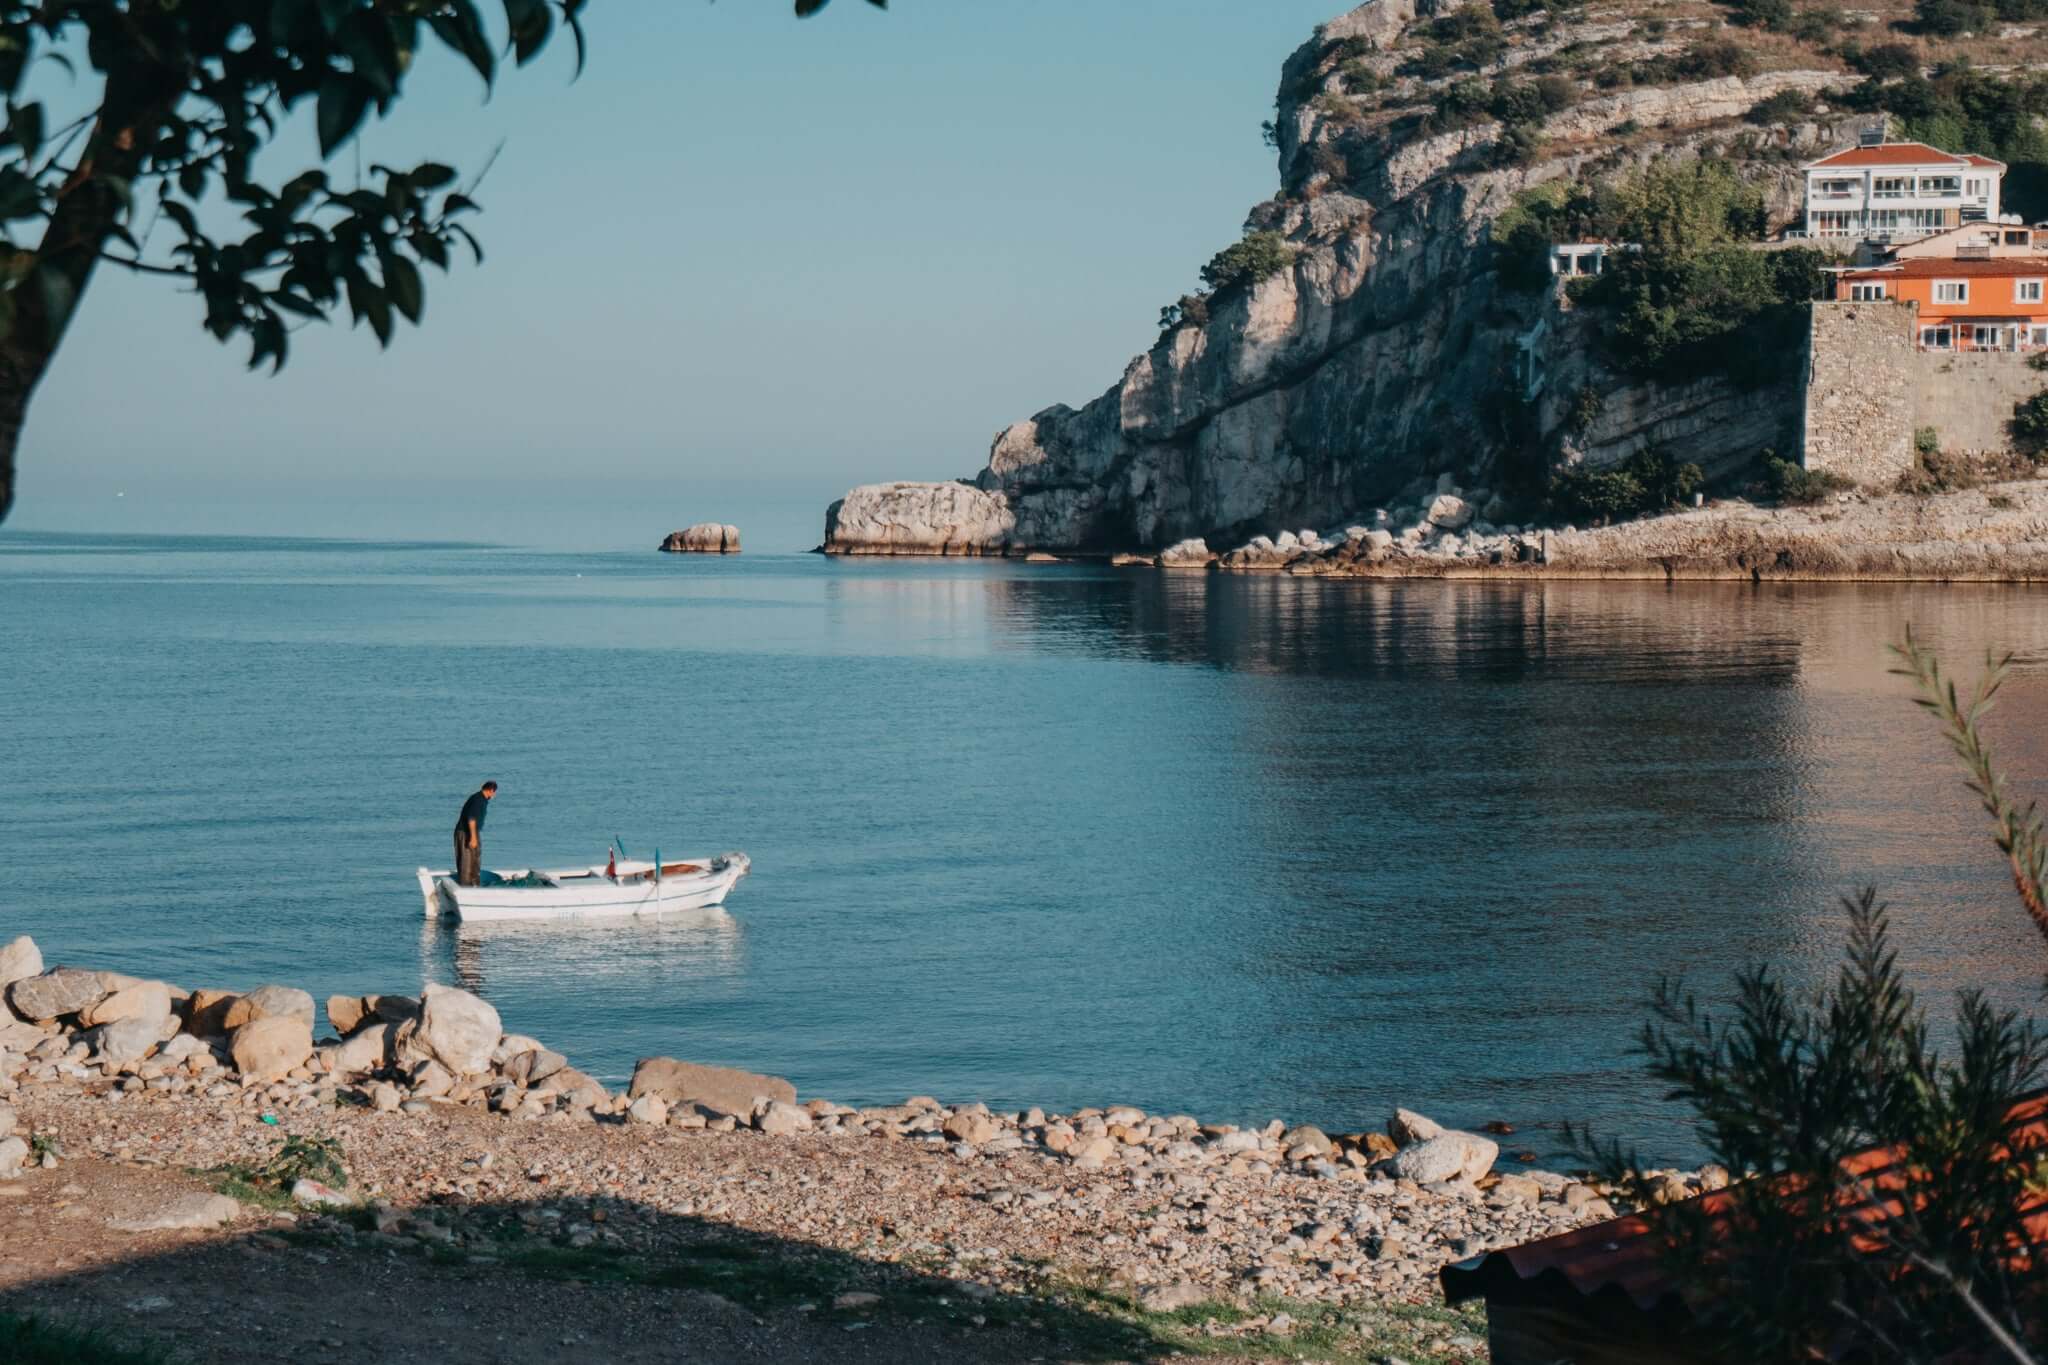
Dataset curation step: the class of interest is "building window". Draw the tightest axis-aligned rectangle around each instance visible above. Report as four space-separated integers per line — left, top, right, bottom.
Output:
1873 176 1911 199
1964 177 1989 198
2030 325 2048 348
2007 230 2031 245
1933 280 1969 304
1917 175 1961 197
2018 279 2044 304
1849 282 1888 300
1814 178 1858 199
1972 324 2012 350
1921 326 1953 349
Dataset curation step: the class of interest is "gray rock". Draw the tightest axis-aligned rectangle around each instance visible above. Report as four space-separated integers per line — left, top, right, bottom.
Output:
1208 1130 1262 1154
1388 1107 1444 1146
408 984 501 1076
94 1016 161 1066
109 1192 242 1232
822 482 1015 557
755 1100 813 1136
327 1022 397 1077
627 1094 669 1126
0 1104 13 1140
7 968 107 1022
222 985 315 1032
326 995 371 1036
1157 537 1213 568
1281 1124 1332 1157
1139 1281 1209 1313
290 1179 350 1209
629 1057 795 1117
1388 1131 1498 1184
660 524 742 554
81 981 172 1030
0 937 41 993
370 1082 402 1112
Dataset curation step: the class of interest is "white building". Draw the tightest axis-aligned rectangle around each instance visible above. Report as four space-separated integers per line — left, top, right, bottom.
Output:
1801 133 2005 243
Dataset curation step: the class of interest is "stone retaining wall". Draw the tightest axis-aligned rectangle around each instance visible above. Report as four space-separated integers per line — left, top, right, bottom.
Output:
1801 300 1916 486
1802 301 2048 480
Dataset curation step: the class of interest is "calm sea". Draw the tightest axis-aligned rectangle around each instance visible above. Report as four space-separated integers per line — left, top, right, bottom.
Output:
4 530 2046 1162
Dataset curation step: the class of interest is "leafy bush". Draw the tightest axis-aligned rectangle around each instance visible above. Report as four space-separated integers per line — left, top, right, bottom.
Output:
1673 38 1759 79
1728 0 1796 30
1603 247 1822 387
1490 123 1550 166
1762 456 1855 503
1851 41 1922 78
1915 424 1943 455
1791 6 1844 39
1747 88 1818 124
1548 447 1703 523
1916 0 1994 33
1569 384 1604 433
1578 640 2048 1364
2013 392 2048 457
1199 231 1298 293
1158 293 1211 333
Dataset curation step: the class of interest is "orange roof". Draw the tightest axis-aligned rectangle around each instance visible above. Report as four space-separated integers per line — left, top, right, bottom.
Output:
1839 258 2048 279
1442 1091 2048 1315
1807 142 1969 169
1964 153 2007 168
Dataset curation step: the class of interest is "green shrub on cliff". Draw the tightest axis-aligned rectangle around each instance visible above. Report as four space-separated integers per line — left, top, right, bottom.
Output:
1547 447 1702 523
1762 456 1854 503
1600 247 1823 387
1200 231 1298 294
1575 638 2048 1364
2012 392 2048 458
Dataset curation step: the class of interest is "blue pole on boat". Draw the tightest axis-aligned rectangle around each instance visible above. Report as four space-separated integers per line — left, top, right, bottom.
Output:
654 847 661 886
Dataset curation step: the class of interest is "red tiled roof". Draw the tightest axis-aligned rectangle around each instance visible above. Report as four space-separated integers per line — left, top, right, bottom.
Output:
1806 142 1969 168
1442 1092 2048 1316
1964 153 2008 168
1839 258 2048 279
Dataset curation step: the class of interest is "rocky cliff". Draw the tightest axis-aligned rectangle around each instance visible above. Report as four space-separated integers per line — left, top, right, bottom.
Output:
823 0 1866 556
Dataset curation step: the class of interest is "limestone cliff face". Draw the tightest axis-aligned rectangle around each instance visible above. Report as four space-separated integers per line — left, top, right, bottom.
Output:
823 0 1858 555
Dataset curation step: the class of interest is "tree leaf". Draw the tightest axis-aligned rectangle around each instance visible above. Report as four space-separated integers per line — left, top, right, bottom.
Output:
408 161 456 190
383 251 422 323
35 263 75 337
9 102 41 161
503 0 553 65
428 0 495 85
316 76 372 156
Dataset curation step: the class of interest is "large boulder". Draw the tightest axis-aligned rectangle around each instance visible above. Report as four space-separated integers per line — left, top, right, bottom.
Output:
326 995 371 1037
0 936 41 991
659 524 742 554
7 968 107 1022
1157 538 1214 568
81 981 172 1030
230 1016 313 1081
405 984 501 1076
94 1016 161 1066
325 1022 397 1077
1387 1131 1498 1184
223 985 315 1032
821 482 1016 557
629 1057 795 1116
182 989 241 1036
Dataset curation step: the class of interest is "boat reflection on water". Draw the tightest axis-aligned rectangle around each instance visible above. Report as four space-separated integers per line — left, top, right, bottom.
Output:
419 905 746 998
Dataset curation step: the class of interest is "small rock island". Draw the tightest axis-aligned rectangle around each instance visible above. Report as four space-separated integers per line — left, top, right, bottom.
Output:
659 524 741 554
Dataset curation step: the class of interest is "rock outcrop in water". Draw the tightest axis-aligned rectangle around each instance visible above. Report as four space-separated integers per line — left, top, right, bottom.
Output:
660 524 741 554
821 0 1862 556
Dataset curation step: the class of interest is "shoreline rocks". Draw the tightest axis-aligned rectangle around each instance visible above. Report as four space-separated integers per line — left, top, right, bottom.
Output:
659 524 742 554
0 933 1718 1312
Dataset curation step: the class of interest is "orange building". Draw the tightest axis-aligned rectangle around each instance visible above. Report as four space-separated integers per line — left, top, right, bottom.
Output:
1830 257 2048 352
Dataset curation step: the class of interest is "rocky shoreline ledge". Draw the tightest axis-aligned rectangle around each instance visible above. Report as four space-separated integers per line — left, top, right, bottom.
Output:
820 477 2048 582
0 935 1717 1360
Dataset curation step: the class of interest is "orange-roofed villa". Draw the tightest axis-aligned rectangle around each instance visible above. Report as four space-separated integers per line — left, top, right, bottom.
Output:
1801 131 2005 242
1829 258 2048 351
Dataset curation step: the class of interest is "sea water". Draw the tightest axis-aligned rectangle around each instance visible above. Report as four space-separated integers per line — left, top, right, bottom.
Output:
3 530 2045 1161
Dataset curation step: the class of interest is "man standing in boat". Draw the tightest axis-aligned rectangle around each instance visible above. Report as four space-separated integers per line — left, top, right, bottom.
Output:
453 781 496 887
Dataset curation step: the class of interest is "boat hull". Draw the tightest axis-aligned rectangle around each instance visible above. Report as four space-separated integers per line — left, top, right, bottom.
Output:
416 854 749 923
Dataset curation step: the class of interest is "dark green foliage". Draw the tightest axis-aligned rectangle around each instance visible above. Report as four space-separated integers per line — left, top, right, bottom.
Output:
1568 384 1604 434
1916 0 1994 33
1917 424 1944 456
2012 391 2048 456
1762 456 1854 503
1602 247 1823 387
1578 640 2048 1364
1401 8 1508 77
1852 41 1925 78
1790 6 1844 39
1673 38 1760 79
1547 448 1703 523
1199 231 1297 293
1727 0 1796 31
1490 124 1549 166
1748 88 1818 124
1640 15 1670 36
1158 293 1211 334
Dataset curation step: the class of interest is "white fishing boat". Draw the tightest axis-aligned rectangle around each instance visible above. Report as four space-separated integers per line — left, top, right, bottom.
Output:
417 851 750 923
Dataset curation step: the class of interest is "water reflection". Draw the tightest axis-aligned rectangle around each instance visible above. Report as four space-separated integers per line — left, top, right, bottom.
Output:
421 910 745 998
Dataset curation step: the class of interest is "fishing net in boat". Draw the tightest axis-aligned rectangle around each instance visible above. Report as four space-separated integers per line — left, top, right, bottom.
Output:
479 870 556 889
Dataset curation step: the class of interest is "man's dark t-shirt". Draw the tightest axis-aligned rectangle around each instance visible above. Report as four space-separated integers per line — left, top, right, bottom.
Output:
456 790 490 836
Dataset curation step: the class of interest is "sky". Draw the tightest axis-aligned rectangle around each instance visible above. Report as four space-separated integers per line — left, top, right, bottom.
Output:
9 0 1351 550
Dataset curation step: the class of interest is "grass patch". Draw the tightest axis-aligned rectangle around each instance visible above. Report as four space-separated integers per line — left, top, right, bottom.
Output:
0 1312 178 1365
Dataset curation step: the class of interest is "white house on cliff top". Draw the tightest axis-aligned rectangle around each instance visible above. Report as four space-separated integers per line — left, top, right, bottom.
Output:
1802 132 2005 242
